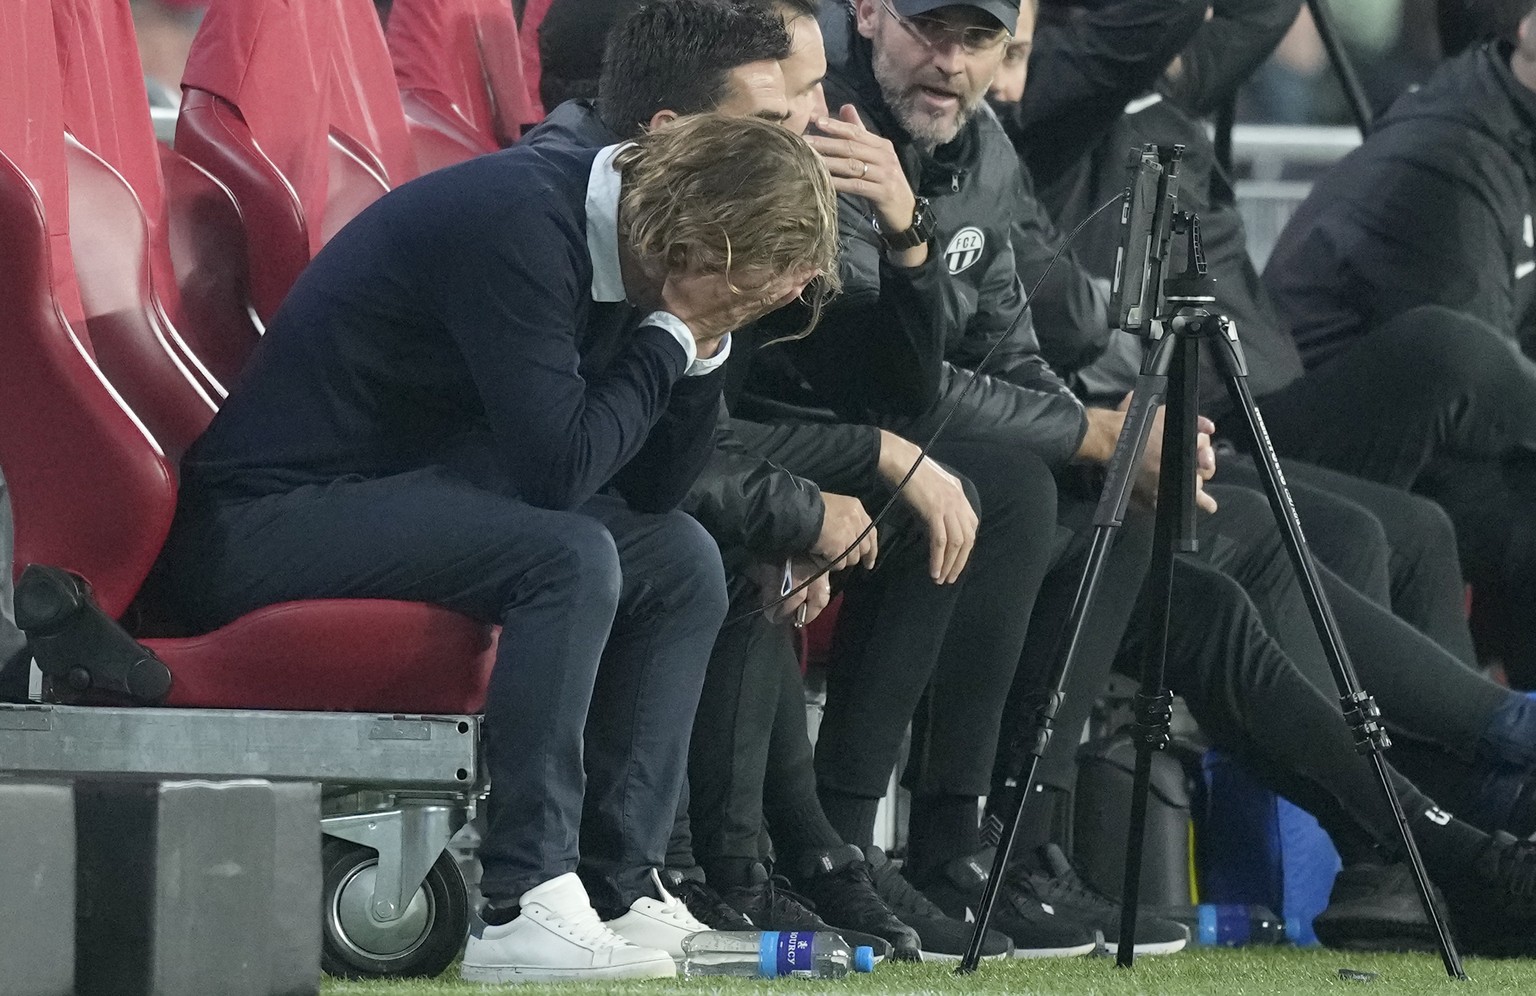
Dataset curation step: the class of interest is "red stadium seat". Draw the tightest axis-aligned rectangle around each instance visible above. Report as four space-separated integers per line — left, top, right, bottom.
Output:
176 0 409 324
0 0 496 715
386 0 538 169
54 0 259 392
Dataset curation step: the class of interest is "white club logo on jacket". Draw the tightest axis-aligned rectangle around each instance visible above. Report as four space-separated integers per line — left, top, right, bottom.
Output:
944 226 986 275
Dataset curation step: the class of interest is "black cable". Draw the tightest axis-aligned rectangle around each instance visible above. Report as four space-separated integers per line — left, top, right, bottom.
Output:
726 190 1127 626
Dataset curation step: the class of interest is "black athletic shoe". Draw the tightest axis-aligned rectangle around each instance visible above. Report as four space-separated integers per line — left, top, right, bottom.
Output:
1312 862 1440 953
1011 845 1188 957
719 861 894 962
863 846 1013 961
917 851 1098 959
793 846 923 962
660 871 755 931
1442 830 1536 956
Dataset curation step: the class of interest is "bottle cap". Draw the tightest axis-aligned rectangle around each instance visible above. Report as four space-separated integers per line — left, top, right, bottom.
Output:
1197 904 1218 946
758 931 780 979
854 945 876 973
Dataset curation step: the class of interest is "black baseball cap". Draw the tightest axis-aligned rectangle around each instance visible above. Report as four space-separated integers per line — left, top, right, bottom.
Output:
890 0 1019 33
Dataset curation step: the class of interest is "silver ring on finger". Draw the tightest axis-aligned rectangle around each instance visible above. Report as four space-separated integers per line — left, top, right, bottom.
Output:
858 159 870 179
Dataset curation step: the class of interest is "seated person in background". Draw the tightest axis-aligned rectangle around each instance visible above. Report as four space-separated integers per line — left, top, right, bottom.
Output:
1262 0 1536 682
528 0 1018 962
151 112 835 984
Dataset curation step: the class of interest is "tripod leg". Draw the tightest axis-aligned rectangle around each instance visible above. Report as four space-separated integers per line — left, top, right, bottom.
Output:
956 333 1178 975
1208 325 1466 980
1117 332 1198 969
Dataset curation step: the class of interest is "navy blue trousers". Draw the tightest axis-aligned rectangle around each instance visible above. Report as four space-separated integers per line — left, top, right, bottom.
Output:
158 465 727 910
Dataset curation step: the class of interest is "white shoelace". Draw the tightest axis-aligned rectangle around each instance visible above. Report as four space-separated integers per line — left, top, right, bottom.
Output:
538 902 633 949
649 869 709 931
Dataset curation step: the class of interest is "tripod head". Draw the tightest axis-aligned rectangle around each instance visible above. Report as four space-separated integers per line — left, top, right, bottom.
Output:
1110 144 1217 336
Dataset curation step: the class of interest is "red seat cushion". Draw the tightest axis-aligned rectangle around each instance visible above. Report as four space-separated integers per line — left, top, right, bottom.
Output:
149 599 497 713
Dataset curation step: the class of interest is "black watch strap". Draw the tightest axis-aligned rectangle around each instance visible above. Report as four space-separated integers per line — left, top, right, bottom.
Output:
874 196 934 253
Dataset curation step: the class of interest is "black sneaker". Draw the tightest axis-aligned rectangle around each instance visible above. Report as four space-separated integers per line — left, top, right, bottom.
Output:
792 846 923 962
917 851 1098 958
660 870 755 931
863 846 1013 961
1442 830 1536 956
1312 862 1440 953
1011 844 1188 956
718 861 894 962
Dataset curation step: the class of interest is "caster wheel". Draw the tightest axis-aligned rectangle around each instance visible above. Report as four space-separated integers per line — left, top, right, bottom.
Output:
320 837 468 979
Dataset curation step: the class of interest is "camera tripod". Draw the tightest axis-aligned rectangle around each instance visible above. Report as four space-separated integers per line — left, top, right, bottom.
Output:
957 146 1464 979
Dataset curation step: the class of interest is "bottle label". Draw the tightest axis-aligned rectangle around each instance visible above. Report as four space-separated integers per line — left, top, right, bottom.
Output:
776 931 815 977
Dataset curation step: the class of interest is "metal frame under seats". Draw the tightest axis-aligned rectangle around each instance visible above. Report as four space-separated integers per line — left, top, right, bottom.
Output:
0 704 482 980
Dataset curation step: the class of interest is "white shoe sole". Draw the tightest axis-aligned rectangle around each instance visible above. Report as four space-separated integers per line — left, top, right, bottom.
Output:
1101 936 1190 957
461 955 676 984
1008 940 1098 959
918 948 1013 962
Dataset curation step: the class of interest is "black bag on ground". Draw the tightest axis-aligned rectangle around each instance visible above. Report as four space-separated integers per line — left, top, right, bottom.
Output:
1072 732 1194 908
15 564 171 705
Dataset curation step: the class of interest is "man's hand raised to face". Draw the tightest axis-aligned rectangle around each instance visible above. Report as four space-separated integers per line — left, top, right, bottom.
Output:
661 266 821 356
806 105 929 268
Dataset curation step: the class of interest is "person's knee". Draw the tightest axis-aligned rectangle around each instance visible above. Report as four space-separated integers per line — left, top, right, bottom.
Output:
522 515 623 615
647 511 729 625
1383 305 1514 395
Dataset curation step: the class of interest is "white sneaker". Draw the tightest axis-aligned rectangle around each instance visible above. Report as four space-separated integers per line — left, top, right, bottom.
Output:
460 872 676 984
605 868 711 962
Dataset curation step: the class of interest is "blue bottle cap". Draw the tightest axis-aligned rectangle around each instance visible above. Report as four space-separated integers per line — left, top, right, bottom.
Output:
1197 904 1218 946
1286 915 1306 946
854 945 876 973
758 931 780 978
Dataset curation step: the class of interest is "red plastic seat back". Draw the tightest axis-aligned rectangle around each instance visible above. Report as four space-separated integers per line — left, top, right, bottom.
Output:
386 0 537 155
158 141 262 388
399 88 496 173
520 0 554 121
54 0 257 394
178 0 335 320
0 1 86 344
330 0 418 187
0 0 174 613
64 134 218 463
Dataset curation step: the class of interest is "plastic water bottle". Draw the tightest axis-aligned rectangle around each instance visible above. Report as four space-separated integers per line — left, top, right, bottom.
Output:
681 930 876 979
1193 904 1289 946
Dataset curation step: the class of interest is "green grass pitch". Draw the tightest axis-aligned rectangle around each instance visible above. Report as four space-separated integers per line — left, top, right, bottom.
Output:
323 948 1536 995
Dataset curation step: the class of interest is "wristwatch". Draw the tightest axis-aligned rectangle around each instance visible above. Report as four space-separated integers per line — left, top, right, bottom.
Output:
872 196 935 253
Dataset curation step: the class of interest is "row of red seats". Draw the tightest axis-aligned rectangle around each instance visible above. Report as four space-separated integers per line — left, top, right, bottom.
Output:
0 0 552 715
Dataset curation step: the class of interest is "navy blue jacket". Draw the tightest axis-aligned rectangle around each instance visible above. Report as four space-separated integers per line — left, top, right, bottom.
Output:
179 138 722 514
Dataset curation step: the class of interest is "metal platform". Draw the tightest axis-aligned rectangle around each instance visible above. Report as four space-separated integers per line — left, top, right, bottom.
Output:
0 704 479 789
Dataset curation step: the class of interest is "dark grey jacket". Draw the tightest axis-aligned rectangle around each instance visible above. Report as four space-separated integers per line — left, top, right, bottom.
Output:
1266 42 1536 369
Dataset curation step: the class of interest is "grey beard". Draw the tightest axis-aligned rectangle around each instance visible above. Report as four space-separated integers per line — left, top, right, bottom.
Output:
871 46 979 153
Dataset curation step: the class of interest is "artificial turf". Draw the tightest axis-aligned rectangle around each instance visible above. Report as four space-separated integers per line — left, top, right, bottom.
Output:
322 948 1536 995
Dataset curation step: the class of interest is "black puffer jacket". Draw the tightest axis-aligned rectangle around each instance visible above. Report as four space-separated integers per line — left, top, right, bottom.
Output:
1265 42 1536 369
747 11 1088 470
525 99 883 559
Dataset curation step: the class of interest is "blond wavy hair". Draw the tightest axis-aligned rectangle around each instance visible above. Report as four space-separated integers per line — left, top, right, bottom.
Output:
615 113 842 337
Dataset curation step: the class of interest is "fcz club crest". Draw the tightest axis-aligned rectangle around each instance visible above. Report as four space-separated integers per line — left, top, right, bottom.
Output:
943 226 985 274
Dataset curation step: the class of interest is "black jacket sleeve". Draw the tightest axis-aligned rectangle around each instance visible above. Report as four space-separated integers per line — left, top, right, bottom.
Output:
681 406 883 558
778 192 961 416
943 205 1090 468
1006 0 1207 185
1011 167 1114 374
1158 0 1303 118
